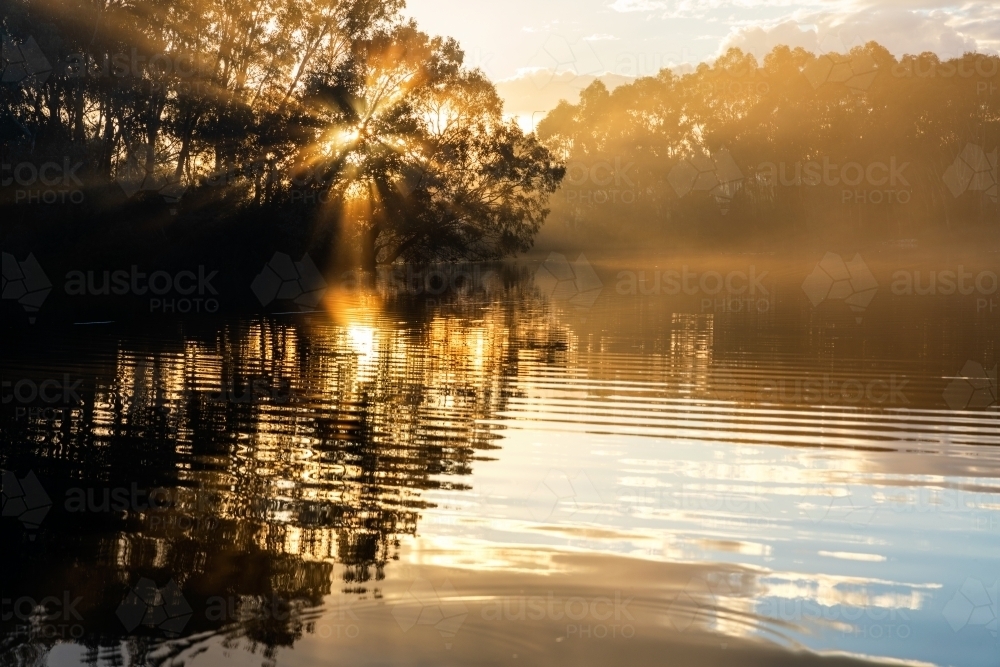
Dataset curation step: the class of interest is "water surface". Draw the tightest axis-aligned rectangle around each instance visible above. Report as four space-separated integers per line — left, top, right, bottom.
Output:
2 254 997 667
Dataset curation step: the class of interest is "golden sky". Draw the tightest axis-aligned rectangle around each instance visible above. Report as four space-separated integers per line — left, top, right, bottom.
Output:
405 0 998 122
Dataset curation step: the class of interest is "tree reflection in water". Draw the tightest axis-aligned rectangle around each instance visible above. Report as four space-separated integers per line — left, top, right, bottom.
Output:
0 268 567 664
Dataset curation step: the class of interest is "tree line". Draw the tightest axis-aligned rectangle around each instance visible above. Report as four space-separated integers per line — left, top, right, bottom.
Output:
537 44 998 247
1 0 563 270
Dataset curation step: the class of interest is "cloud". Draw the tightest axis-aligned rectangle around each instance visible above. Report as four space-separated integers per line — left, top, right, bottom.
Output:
720 7 994 59
496 69 634 117
584 34 621 41
609 0 668 12
619 0 997 55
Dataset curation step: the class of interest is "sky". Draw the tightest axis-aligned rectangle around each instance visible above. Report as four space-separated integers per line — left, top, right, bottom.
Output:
404 0 999 125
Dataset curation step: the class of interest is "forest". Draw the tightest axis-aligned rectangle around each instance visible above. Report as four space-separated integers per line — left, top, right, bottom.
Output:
538 45 998 247
3 2 997 268
1 0 563 271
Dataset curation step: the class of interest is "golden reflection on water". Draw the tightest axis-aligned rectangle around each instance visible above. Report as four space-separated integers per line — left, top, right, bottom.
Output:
1 256 997 667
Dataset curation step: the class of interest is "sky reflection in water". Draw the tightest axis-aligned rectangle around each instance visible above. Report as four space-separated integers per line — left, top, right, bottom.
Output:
1 255 997 667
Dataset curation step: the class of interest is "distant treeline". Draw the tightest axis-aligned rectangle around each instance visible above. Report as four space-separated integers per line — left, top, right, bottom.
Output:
1 0 562 270
538 45 998 247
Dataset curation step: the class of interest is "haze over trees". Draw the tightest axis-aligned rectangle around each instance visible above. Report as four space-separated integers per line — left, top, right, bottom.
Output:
538 45 998 247
3 3 996 264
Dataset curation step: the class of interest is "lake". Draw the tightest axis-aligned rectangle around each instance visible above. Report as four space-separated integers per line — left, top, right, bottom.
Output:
2 251 998 667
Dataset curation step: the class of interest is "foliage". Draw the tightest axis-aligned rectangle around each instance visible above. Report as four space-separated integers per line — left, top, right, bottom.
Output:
537 45 999 245
0 0 563 268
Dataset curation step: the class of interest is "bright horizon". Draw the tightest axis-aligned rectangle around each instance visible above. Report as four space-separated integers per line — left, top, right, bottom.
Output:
405 0 999 127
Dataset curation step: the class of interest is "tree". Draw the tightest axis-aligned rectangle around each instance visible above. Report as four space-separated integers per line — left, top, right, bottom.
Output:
2 4 564 269
535 44 998 246
295 24 564 271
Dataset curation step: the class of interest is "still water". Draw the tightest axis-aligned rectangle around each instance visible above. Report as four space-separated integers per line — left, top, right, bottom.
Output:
2 254 998 667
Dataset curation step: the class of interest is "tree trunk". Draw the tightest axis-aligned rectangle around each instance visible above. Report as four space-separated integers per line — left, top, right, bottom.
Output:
99 106 116 176
175 111 200 179
360 225 380 273
73 79 85 144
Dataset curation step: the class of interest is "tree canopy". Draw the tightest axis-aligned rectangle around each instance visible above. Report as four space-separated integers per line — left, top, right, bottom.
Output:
538 44 998 246
1 0 564 269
